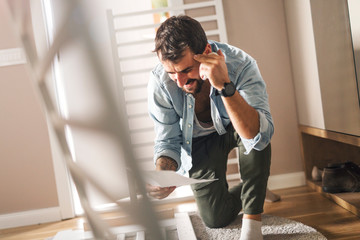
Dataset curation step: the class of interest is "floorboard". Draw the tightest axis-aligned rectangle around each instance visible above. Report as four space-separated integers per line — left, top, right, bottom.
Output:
0 186 359 240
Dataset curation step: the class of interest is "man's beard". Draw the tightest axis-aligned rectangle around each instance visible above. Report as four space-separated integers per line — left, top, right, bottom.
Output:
182 78 204 94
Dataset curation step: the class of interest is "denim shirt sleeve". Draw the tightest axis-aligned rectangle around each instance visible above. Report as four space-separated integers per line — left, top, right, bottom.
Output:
147 70 183 171
234 59 274 154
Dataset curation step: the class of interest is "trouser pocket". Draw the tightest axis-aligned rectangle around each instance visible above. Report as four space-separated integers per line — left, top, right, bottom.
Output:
190 171 216 197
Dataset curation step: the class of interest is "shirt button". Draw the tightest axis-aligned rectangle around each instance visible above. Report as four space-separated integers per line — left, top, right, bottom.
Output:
186 141 190 144
188 104 193 108
188 124 192 128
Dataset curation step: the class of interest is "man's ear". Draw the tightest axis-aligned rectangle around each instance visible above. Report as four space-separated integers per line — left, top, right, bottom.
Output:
203 43 212 54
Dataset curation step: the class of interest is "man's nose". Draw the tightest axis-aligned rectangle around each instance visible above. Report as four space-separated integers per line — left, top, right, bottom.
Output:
175 72 187 87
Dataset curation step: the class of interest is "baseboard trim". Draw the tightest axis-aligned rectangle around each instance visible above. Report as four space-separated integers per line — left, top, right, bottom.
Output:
228 171 306 190
268 171 306 190
0 207 61 230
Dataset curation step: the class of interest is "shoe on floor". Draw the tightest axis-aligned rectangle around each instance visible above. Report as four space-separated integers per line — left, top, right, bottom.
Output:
312 166 323 181
322 162 360 193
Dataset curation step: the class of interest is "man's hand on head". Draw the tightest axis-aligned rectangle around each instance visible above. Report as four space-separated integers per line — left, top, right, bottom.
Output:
194 49 230 91
146 156 178 199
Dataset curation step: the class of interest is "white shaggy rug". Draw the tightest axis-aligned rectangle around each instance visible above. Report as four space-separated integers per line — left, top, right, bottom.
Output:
190 213 327 240
48 213 327 240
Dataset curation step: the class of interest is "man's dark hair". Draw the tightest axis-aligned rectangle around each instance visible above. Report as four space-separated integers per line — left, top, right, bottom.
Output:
154 15 208 62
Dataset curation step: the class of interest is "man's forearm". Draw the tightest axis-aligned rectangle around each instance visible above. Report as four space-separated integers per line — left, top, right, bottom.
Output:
156 156 178 171
222 91 260 139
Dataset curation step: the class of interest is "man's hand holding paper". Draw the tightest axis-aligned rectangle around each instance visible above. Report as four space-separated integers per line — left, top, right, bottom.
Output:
145 170 218 199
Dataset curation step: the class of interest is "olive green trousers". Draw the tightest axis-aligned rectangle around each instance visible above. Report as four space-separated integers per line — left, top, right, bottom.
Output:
189 125 271 228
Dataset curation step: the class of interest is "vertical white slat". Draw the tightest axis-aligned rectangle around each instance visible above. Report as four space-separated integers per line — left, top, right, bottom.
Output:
136 231 145 240
116 233 125 240
175 213 197 240
168 0 185 16
133 145 154 160
124 87 148 102
128 116 154 131
126 101 148 116
131 130 156 145
107 9 126 109
122 70 149 87
214 0 228 43
161 227 167 239
120 55 158 72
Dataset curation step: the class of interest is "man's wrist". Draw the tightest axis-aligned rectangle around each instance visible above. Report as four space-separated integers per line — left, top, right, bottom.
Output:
156 156 178 171
215 81 236 97
219 81 236 97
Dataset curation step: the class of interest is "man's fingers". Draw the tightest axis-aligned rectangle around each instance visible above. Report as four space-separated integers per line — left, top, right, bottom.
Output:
168 186 176 192
147 185 176 199
194 52 220 63
148 190 164 199
217 49 224 56
146 184 160 192
193 54 213 62
150 188 170 199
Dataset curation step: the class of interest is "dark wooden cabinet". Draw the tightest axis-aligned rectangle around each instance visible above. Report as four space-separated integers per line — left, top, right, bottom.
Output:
299 125 360 217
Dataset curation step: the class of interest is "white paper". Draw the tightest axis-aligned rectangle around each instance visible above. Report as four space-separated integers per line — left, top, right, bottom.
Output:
144 170 217 187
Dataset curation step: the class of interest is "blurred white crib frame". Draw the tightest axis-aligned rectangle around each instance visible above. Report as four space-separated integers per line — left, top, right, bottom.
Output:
9 1 165 239
8 0 228 239
106 0 228 176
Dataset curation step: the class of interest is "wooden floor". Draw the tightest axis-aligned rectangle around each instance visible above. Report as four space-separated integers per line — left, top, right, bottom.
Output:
1 186 359 240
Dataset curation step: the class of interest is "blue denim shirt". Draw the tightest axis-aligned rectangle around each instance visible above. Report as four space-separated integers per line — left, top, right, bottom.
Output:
148 41 274 174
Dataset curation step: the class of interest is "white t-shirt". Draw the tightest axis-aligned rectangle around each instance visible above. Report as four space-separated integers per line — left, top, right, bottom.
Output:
192 114 217 137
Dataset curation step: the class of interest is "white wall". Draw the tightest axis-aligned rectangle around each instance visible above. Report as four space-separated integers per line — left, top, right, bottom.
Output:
283 0 325 129
285 0 360 137
0 0 59 217
224 0 303 175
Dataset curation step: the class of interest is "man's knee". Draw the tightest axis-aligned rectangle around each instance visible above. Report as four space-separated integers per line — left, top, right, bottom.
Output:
201 211 235 228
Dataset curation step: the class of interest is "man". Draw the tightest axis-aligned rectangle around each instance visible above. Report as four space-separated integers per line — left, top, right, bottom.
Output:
147 15 273 240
